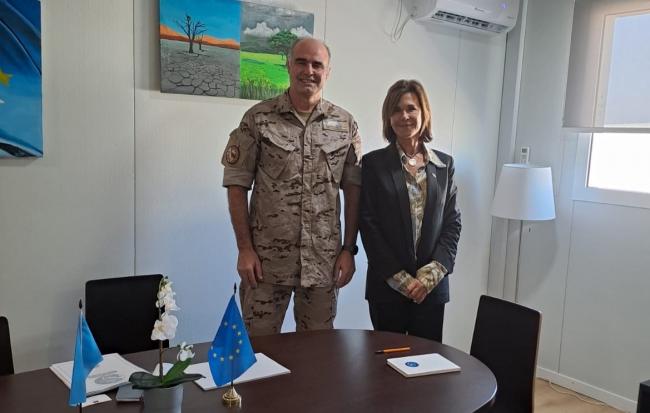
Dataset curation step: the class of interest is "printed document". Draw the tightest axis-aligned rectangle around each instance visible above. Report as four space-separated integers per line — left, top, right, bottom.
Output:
189 353 290 390
50 353 146 395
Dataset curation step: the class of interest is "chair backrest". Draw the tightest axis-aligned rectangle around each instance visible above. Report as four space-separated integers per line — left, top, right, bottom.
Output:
639 379 650 413
85 274 166 355
470 295 542 413
0 316 14 375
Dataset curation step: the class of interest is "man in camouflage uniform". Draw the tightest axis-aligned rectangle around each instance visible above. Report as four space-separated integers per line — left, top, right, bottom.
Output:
221 38 362 336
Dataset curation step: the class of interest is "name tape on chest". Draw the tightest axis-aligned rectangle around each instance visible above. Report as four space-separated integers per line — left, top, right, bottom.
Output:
322 119 349 133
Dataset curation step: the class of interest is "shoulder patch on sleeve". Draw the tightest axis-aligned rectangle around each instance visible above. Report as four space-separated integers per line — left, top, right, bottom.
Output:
225 145 241 165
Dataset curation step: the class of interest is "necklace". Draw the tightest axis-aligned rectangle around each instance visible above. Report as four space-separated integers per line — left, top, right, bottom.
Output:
403 145 420 167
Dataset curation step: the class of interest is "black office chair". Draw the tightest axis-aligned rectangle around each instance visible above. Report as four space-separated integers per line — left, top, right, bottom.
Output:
85 274 167 354
470 295 542 413
639 379 650 413
1 316 14 375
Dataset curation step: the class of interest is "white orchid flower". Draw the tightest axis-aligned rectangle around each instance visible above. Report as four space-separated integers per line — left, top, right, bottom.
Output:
150 312 178 341
159 280 173 296
141 276 198 391
156 294 179 311
177 342 195 362
158 287 173 299
155 279 179 310
165 298 180 311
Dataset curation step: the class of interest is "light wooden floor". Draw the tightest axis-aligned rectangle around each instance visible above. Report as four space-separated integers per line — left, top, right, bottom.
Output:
535 379 625 413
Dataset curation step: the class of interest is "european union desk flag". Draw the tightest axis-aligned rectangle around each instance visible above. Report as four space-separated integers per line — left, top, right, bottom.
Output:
208 291 256 387
69 300 103 406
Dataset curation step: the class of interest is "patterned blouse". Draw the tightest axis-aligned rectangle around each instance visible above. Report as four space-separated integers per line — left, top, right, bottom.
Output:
386 144 448 300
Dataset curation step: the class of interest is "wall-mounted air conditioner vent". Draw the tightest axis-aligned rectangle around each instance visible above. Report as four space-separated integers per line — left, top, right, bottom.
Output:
432 10 508 33
408 0 520 35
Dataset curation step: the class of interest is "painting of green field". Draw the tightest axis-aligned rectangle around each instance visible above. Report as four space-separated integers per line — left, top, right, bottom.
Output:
240 51 289 100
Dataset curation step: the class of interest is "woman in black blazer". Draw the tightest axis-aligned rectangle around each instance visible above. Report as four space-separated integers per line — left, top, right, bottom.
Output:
360 80 461 342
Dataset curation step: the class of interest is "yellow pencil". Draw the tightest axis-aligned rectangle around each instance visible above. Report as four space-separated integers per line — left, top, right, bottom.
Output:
375 346 411 354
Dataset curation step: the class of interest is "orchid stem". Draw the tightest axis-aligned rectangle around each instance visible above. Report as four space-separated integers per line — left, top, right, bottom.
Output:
159 339 164 382
158 304 164 382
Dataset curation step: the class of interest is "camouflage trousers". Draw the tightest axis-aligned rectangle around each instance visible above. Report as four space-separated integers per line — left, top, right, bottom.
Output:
239 282 338 336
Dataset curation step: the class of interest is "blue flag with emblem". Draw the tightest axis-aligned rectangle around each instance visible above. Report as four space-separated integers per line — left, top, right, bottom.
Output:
208 294 256 386
69 305 103 406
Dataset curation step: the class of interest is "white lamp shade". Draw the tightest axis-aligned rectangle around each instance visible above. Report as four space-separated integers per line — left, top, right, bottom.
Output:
491 163 556 221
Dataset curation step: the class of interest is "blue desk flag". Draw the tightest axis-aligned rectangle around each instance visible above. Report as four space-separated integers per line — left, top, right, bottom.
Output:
69 309 103 406
208 295 256 386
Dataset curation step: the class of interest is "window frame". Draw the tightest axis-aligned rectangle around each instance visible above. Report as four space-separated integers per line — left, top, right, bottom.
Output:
594 9 650 126
571 7 650 210
573 130 650 210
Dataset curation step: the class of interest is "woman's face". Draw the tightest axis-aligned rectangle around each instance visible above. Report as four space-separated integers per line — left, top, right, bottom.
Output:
390 92 422 142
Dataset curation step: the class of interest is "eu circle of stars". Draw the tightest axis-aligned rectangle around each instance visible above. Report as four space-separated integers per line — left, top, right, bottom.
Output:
211 320 245 363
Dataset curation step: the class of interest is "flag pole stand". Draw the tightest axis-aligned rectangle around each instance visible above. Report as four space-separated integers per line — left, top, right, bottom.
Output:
222 384 241 407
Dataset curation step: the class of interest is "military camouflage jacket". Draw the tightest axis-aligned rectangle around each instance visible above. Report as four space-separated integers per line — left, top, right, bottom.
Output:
222 92 362 287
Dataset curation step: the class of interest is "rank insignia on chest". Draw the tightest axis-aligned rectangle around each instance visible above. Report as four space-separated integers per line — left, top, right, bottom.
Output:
322 118 348 132
225 145 241 165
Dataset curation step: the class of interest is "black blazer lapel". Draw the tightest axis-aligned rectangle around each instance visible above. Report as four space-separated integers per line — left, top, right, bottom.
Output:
387 145 415 259
416 162 439 263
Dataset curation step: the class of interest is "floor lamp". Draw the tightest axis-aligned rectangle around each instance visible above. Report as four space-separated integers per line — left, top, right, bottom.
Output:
491 163 556 301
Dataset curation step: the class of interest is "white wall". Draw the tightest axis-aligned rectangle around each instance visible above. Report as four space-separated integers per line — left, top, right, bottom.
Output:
0 0 135 372
0 0 505 372
493 0 650 410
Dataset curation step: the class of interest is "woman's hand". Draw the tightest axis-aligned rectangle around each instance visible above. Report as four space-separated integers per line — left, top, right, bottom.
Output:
406 278 428 304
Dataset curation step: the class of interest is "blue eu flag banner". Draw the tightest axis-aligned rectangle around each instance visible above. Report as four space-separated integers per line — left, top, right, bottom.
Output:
69 310 103 406
208 295 256 386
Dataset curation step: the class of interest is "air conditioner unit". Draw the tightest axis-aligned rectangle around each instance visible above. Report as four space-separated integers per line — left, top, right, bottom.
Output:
408 0 520 35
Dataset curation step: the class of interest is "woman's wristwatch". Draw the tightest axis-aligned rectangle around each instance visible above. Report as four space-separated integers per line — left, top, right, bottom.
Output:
341 244 359 255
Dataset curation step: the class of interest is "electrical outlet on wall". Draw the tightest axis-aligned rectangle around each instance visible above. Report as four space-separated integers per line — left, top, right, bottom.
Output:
519 147 530 164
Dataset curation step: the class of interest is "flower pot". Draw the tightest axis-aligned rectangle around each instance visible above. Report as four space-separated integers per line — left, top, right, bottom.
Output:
143 384 183 413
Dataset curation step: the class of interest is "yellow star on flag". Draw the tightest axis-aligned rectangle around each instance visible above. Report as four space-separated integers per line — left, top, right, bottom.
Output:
0 68 12 87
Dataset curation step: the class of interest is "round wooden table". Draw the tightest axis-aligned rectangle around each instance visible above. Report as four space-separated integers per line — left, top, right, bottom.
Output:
0 329 496 413
234 329 497 413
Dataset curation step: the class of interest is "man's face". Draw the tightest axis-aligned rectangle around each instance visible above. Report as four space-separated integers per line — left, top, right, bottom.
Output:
287 39 331 99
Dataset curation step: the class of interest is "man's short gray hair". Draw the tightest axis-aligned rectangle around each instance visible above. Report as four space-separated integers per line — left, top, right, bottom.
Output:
287 38 331 65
